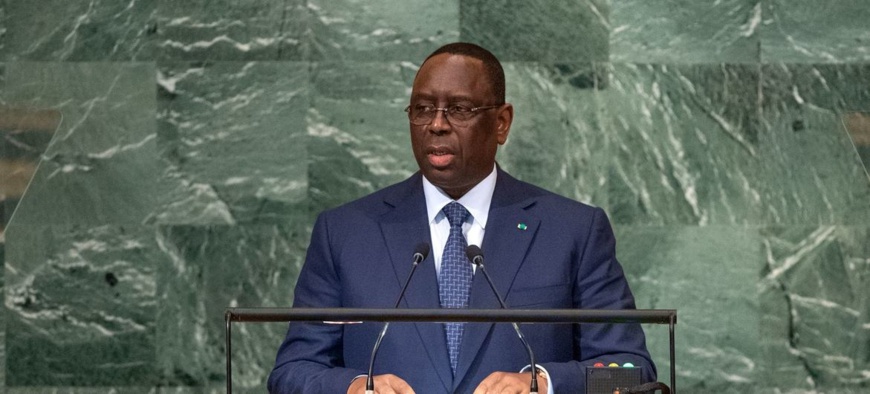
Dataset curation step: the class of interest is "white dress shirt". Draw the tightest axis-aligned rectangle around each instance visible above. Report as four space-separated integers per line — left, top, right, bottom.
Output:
422 167 496 275
421 166 554 394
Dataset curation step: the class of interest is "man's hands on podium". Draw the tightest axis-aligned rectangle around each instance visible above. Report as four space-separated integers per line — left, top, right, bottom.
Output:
347 374 415 394
473 371 548 394
347 371 546 394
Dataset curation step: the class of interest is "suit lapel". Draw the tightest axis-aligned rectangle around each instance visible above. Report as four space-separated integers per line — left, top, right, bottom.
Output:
378 174 453 391
453 169 541 388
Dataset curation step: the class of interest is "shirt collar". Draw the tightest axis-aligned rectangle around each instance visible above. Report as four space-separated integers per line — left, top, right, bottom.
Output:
422 165 497 228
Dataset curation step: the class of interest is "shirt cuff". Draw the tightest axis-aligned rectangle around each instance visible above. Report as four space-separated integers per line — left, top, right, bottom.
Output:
520 364 554 394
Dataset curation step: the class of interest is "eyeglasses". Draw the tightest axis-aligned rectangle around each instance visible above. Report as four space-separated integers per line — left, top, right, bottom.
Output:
404 104 501 126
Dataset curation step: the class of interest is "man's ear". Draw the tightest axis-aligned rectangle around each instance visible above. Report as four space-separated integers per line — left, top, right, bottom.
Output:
496 103 513 145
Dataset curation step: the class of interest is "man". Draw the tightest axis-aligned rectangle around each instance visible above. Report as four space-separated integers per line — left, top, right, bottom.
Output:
268 42 655 393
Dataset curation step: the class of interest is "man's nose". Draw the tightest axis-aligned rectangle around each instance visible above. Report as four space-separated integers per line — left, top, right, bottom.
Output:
429 109 451 134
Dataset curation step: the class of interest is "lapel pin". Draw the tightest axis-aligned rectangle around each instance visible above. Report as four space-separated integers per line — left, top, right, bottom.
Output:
517 223 527 231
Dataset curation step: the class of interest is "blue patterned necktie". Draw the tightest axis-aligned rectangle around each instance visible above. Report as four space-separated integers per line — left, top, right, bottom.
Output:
438 201 473 374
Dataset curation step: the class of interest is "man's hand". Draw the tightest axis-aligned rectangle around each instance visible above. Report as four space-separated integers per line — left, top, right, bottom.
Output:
347 374 415 394
473 371 548 394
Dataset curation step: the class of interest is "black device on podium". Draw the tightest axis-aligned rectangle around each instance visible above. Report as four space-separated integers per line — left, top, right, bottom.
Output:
224 308 677 394
586 365 642 393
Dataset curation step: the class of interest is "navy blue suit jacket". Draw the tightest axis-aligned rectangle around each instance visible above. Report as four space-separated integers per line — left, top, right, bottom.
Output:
268 169 655 393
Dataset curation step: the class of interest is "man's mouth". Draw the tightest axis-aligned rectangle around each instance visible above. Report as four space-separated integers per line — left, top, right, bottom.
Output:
427 147 455 168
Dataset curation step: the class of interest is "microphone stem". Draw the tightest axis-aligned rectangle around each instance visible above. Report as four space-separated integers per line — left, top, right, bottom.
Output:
394 258 421 308
477 263 539 393
366 322 390 391
367 257 424 392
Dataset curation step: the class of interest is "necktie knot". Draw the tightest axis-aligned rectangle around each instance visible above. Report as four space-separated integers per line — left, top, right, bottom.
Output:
442 202 470 228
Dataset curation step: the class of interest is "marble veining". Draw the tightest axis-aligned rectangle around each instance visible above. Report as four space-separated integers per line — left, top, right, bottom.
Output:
611 0 760 63
155 224 305 389
2 62 158 226
616 225 761 391
759 64 870 225
307 61 418 215
0 106 61 234
762 0 870 63
498 62 607 205
599 63 763 225
155 61 309 225
0 4 7 55
307 0 459 61
1 241 5 389
759 226 870 390
1 1 870 392
5 225 159 385
157 0 307 61
461 0 609 62
843 112 870 179
1 0 156 61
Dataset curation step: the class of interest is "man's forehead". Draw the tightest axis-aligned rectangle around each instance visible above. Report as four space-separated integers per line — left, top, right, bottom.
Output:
409 93 477 103
412 54 491 96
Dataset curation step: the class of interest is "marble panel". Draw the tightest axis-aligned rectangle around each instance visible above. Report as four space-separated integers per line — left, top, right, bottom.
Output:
0 105 59 391
843 112 870 177
154 223 306 390
615 225 762 392
157 386 273 394
460 0 609 62
761 0 870 63
2 62 158 226
1 240 5 388
598 64 763 225
759 226 870 391
759 64 870 225
0 3 5 54
308 61 417 215
157 386 269 394
155 61 308 225
308 0 459 62
4 224 159 386
0 0 156 61
610 0 760 63
0 63 4 390
498 62 608 206
158 387 224 394
0 106 62 233
6 388 157 394
157 0 307 61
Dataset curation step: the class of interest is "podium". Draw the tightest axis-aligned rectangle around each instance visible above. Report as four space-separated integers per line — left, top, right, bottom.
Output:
224 308 677 393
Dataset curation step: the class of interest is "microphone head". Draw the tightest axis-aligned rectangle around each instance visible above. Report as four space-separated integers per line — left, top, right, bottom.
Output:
465 245 483 265
413 242 430 262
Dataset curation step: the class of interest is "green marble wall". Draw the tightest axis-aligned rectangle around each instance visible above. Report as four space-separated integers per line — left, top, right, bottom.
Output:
1 0 868 392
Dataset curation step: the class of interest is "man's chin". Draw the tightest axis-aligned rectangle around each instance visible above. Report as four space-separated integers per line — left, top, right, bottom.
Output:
423 168 453 184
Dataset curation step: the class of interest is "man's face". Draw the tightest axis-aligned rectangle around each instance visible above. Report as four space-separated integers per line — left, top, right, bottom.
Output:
409 53 512 199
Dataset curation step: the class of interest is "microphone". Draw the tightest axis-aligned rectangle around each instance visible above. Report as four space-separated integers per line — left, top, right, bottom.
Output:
466 245 540 394
366 243 430 394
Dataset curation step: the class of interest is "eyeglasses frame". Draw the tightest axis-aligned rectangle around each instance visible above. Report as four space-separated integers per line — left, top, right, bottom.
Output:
403 104 502 126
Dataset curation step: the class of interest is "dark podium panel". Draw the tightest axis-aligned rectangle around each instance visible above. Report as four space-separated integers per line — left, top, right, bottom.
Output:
224 308 677 394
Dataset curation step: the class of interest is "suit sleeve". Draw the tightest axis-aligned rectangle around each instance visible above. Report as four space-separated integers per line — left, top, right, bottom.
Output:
540 207 657 392
267 212 364 394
